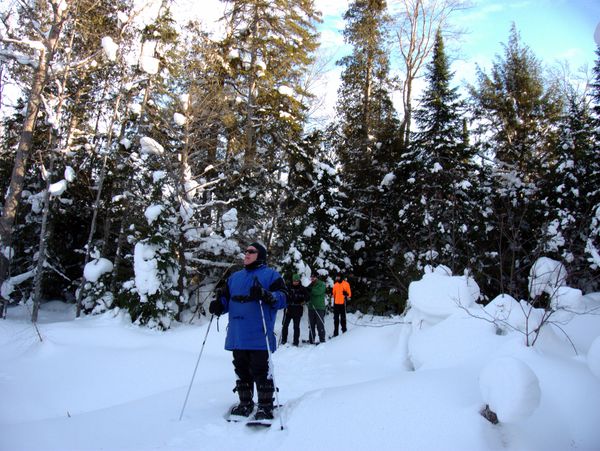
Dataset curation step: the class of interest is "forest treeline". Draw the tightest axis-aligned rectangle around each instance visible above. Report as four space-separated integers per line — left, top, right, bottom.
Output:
0 0 599 327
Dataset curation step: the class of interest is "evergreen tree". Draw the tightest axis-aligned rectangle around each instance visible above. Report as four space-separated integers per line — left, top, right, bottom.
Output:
390 29 476 284
216 0 321 258
583 46 600 288
469 24 562 299
333 0 400 307
539 90 598 292
279 131 350 281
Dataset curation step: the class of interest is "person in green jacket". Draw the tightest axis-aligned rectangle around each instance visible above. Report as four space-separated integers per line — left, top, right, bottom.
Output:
307 272 327 344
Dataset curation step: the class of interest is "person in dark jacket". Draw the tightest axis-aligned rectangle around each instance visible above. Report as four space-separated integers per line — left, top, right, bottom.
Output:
307 272 327 344
281 273 308 346
209 242 287 422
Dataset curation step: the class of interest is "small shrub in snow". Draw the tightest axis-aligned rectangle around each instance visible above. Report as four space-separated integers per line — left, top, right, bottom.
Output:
528 257 567 300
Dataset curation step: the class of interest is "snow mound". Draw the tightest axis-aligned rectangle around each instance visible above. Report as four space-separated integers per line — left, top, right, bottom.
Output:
483 294 545 336
408 311 499 369
479 356 541 423
49 179 67 196
588 336 600 379
64 166 75 182
408 266 479 322
139 41 159 75
551 286 583 310
222 208 238 238
380 172 396 187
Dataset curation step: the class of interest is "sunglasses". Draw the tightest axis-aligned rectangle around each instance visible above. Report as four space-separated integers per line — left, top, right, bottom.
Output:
244 249 258 254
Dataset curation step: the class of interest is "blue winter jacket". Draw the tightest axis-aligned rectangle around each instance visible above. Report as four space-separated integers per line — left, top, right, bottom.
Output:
219 264 287 351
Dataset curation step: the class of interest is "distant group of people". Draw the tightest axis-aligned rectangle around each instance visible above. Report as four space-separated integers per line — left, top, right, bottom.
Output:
208 241 352 423
281 272 351 346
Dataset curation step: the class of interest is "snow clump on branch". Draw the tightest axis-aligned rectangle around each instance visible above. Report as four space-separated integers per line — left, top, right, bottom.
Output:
84 258 114 283
528 256 567 299
139 137 164 155
101 37 118 62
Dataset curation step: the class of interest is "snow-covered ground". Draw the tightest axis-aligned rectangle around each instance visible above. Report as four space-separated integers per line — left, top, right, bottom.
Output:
1 267 600 451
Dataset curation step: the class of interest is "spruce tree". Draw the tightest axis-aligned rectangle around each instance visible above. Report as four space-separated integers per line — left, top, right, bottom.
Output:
391 29 475 283
539 90 599 292
333 0 400 307
584 46 600 288
469 24 562 298
216 0 321 256
279 131 350 281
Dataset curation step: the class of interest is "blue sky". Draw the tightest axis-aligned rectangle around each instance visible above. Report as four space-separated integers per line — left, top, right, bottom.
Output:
317 0 599 67
453 0 599 71
313 0 600 118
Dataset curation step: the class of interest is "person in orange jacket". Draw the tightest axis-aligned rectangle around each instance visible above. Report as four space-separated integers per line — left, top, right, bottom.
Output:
331 273 351 336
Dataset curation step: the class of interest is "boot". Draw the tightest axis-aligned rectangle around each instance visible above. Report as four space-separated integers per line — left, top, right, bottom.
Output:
230 380 254 417
254 380 275 421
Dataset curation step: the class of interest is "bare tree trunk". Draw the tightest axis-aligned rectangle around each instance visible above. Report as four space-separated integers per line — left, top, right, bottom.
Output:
75 88 126 317
243 6 259 167
31 15 80 322
110 214 127 295
176 108 192 320
362 53 373 151
31 156 55 322
0 4 67 288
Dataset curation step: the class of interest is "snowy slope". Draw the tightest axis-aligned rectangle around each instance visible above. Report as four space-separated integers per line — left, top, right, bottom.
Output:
1 291 600 451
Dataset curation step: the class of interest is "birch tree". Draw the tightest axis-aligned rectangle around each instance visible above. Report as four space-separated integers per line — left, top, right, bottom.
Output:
393 0 468 147
0 0 70 292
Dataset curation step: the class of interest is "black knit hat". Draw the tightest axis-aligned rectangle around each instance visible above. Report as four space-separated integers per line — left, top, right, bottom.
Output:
248 242 267 263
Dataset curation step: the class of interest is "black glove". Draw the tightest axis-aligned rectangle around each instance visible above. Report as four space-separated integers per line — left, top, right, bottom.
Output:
250 281 275 305
209 300 224 316
343 290 349 297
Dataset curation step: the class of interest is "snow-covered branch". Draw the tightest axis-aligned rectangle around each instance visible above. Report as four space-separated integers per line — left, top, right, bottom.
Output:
50 50 102 74
0 48 38 67
0 36 46 51
185 258 236 268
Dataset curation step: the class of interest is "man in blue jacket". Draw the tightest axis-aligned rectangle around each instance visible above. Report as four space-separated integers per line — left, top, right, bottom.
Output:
209 242 287 422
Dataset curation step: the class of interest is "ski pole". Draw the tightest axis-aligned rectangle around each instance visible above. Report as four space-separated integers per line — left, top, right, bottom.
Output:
258 300 285 430
344 296 348 332
315 307 327 337
178 314 214 421
307 306 314 343
278 309 288 346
